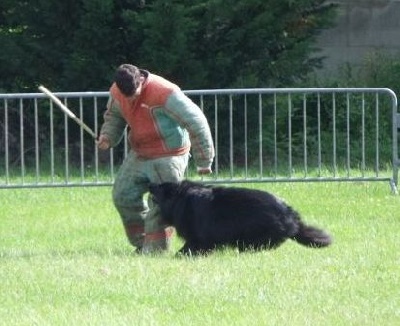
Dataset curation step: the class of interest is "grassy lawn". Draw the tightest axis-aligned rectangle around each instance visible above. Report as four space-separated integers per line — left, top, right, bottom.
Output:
0 181 399 325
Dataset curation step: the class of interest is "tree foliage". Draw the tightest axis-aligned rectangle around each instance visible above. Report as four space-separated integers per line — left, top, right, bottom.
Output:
0 0 336 92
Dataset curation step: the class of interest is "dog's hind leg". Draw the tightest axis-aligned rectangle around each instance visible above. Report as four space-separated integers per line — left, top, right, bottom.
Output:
237 237 286 252
237 241 264 252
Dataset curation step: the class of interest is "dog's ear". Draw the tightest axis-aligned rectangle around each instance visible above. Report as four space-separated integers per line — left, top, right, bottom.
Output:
148 183 160 194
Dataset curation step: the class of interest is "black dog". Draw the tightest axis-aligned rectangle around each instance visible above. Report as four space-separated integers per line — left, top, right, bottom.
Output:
149 180 332 255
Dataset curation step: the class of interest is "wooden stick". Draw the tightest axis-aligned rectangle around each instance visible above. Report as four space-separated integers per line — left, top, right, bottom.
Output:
39 85 97 139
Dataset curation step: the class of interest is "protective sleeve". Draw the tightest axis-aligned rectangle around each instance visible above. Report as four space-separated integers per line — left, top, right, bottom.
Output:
164 90 215 169
99 96 127 147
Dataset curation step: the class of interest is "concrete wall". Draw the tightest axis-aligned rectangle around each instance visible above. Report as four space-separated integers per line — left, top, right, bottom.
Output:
316 0 400 74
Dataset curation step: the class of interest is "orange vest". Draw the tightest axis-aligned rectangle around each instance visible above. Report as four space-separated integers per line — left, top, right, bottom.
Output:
110 74 190 158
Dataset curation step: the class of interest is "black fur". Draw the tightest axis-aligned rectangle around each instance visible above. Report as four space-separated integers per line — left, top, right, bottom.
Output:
149 180 332 255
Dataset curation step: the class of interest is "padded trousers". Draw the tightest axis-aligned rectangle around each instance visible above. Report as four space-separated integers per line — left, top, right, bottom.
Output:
112 151 189 253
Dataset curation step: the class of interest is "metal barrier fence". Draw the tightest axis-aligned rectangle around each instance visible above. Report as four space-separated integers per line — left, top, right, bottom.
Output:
0 88 398 193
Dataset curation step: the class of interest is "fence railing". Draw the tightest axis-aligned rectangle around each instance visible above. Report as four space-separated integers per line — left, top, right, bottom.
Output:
0 88 398 193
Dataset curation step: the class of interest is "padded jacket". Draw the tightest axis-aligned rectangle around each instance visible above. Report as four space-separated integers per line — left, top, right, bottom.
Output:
100 71 214 169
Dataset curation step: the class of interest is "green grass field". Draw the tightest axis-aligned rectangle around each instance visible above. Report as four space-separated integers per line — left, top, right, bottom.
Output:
1 181 399 325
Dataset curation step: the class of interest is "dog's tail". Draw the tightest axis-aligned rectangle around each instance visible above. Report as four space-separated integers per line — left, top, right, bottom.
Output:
292 222 332 248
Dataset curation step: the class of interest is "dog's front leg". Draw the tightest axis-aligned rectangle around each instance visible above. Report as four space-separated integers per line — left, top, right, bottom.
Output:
178 241 214 256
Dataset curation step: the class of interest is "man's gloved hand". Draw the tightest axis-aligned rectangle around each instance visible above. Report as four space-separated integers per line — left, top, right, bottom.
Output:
197 167 212 175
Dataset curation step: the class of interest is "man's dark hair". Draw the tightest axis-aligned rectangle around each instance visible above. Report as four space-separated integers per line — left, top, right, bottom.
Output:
114 64 141 96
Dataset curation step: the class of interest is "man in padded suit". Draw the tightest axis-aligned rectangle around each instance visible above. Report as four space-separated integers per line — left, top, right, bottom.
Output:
97 64 215 254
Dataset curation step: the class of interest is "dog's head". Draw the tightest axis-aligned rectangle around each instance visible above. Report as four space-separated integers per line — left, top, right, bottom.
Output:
148 182 179 202
148 182 181 224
